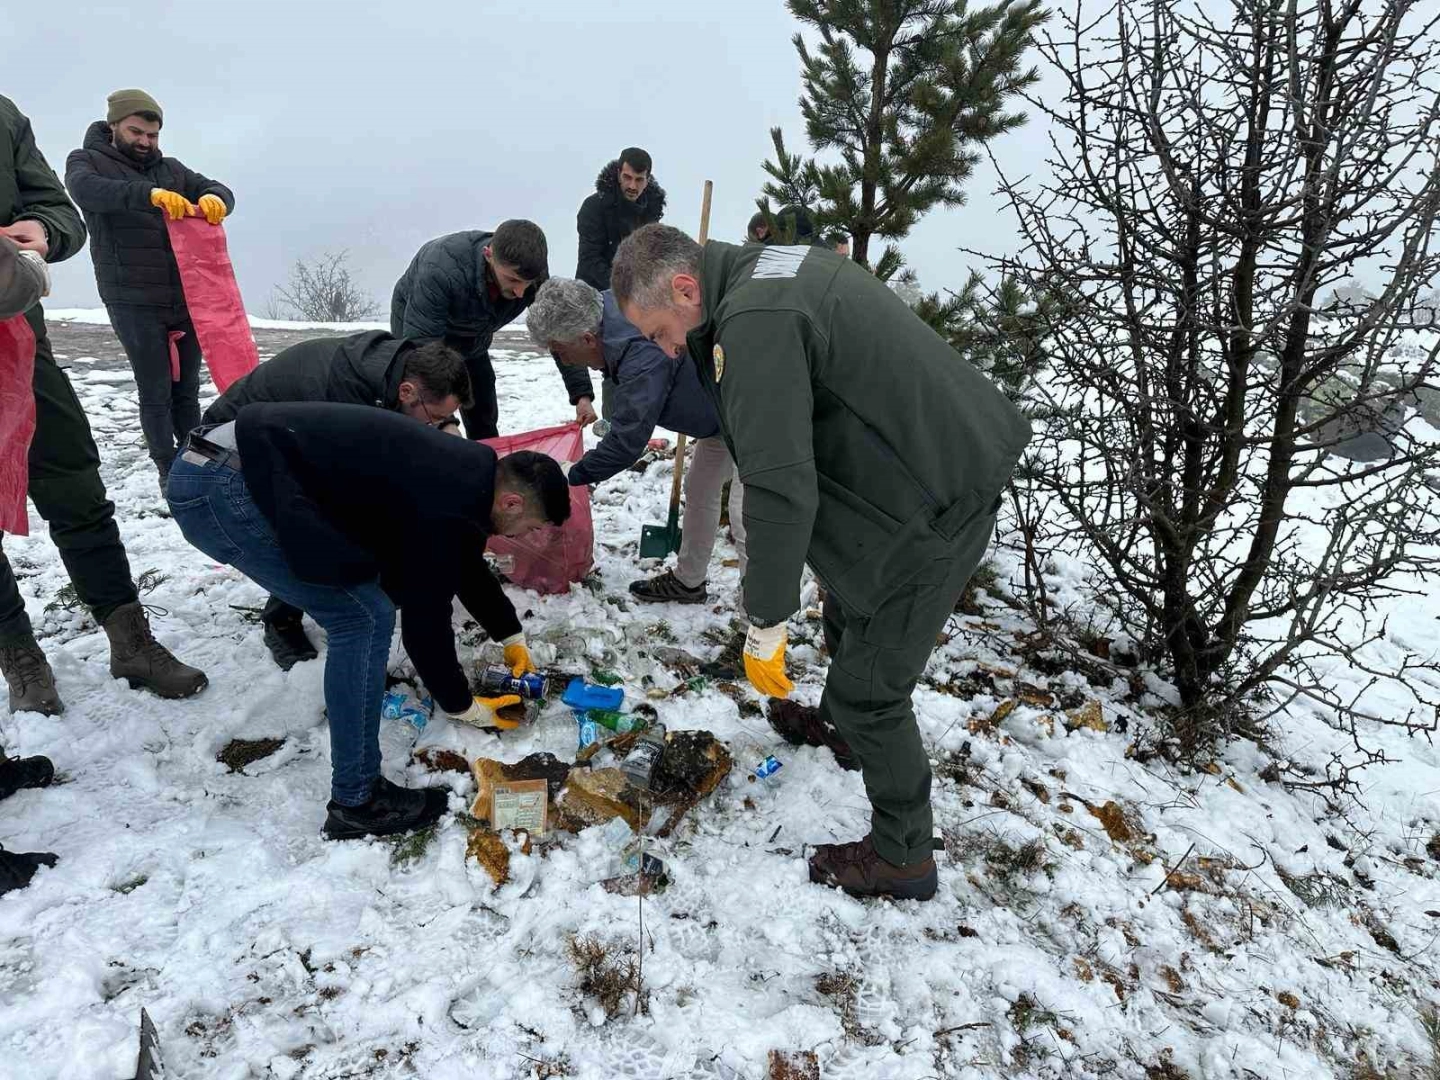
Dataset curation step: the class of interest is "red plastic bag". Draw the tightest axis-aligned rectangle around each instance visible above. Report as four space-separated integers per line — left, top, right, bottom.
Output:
167 217 259 392
0 314 36 536
482 422 593 594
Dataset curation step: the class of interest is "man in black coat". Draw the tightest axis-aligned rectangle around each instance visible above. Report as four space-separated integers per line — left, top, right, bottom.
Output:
65 89 236 489
166 403 571 839
391 220 595 439
203 333 473 669
576 148 666 292
577 148 665 422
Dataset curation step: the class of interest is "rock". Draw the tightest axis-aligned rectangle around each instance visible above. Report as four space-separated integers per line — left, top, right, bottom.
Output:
768 1050 819 1080
562 768 644 829
1065 700 1108 733
466 828 510 886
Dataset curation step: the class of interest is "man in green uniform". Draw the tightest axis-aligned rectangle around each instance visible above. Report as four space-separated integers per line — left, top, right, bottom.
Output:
612 225 1031 901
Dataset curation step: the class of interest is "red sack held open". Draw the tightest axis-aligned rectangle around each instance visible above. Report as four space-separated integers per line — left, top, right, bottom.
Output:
0 313 37 536
482 423 593 594
166 217 259 393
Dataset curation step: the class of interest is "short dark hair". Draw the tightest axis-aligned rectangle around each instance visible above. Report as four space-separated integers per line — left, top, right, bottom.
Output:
401 340 473 408
490 220 548 282
619 147 652 175
132 110 162 125
611 224 703 311
746 211 769 241
496 451 571 527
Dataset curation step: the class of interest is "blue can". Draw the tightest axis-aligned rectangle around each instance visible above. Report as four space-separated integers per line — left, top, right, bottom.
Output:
478 666 548 700
754 755 783 780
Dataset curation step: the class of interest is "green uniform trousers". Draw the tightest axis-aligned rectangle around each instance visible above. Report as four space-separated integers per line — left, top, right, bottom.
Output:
819 507 997 866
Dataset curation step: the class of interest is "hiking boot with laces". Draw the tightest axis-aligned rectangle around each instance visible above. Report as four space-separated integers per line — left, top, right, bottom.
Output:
323 775 449 840
102 602 208 699
629 570 707 605
0 845 58 896
0 636 64 716
767 699 859 771
0 754 55 802
808 834 938 901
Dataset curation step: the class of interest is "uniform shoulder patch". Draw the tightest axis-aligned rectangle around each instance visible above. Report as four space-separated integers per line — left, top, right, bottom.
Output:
713 344 726 382
752 245 810 280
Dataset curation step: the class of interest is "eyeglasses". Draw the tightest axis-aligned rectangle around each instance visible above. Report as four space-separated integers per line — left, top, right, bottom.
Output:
418 399 452 427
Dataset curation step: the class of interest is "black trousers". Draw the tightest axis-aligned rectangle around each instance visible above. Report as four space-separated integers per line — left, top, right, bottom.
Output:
0 308 137 641
106 302 203 474
460 351 498 440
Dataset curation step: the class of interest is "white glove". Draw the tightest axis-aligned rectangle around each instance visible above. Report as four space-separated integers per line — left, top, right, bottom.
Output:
447 699 490 727
742 620 794 699
17 249 50 298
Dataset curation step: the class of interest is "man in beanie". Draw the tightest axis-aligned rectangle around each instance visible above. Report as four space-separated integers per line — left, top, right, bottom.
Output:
65 89 235 490
0 94 208 723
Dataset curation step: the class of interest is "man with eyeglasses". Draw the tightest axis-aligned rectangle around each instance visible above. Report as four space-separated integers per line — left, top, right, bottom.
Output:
200 333 473 668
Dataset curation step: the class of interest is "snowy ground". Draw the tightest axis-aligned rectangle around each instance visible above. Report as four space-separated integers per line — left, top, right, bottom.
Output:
2 315 1440 1079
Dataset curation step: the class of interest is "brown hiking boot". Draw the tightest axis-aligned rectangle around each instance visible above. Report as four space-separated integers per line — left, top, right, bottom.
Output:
102 602 208 699
808 834 938 901
767 699 859 771
0 637 64 716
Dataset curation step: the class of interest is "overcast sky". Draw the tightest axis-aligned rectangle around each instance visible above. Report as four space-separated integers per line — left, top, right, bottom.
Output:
12 0 1054 313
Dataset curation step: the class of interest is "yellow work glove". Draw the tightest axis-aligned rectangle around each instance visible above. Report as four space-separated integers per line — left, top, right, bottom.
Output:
150 188 194 221
197 194 227 226
743 621 793 699
501 632 535 677
448 694 525 730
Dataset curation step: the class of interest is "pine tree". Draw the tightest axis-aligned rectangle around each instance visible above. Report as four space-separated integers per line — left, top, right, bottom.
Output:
764 0 1048 268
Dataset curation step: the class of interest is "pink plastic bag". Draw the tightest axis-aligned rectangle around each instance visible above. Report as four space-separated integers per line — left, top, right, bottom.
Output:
166 217 259 392
482 422 593 594
0 314 36 536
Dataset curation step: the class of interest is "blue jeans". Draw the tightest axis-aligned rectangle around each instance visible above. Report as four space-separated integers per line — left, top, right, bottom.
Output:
166 451 393 806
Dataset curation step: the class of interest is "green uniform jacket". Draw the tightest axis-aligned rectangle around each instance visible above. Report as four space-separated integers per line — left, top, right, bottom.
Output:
685 241 1032 626
0 97 86 266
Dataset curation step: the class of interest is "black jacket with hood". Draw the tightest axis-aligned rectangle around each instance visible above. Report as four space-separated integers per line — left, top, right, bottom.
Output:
202 331 415 425
575 160 666 291
65 120 234 308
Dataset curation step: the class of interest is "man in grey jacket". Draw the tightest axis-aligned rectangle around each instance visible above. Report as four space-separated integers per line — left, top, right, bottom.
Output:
526 278 745 602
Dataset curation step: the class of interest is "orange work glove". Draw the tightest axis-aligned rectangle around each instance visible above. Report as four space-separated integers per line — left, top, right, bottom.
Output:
197 194 227 226
150 188 194 221
501 633 536 677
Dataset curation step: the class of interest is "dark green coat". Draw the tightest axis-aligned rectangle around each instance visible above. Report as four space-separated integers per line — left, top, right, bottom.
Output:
0 96 86 268
685 241 1032 626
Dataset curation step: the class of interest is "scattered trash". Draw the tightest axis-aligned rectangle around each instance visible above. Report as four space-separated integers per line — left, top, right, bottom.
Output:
563 678 625 712
620 723 668 790
476 666 548 701
600 871 666 896
492 778 549 835
470 753 573 821
411 747 470 774
381 685 433 730
751 755 783 781
590 669 624 687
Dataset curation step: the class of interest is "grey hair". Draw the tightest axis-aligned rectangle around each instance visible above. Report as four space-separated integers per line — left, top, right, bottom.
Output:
526 277 604 347
611 224 703 311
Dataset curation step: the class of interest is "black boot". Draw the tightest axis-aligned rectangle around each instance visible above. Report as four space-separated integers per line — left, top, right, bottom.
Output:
0 846 58 896
629 570 708 605
263 616 318 672
322 776 448 840
0 754 55 802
